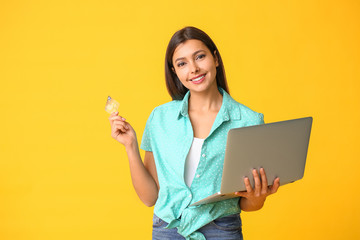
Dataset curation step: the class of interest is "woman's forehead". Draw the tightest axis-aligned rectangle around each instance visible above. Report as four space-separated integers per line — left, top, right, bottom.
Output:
173 39 209 61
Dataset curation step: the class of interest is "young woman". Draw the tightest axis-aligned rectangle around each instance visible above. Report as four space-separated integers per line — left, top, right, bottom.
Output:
108 26 280 240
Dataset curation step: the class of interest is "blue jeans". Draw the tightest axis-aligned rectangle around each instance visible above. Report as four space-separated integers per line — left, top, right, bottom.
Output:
152 213 243 240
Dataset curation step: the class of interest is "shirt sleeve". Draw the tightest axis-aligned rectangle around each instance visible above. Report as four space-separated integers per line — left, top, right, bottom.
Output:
140 108 156 152
258 112 265 124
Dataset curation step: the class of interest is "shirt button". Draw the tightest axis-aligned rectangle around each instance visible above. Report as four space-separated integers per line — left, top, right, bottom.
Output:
196 174 200 178
188 194 192 198
202 153 206 158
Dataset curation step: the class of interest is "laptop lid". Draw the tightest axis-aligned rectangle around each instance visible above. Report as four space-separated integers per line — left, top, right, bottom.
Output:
219 117 313 194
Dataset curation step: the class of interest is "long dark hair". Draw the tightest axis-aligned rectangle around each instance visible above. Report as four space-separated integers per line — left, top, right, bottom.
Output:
165 26 229 100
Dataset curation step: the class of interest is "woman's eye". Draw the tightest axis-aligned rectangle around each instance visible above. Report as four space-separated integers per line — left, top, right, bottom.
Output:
196 54 205 60
177 62 185 67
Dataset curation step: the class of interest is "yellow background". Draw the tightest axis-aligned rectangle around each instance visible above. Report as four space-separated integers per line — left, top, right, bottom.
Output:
1 0 359 239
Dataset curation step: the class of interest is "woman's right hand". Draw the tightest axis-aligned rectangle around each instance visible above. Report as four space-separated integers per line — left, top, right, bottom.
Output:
108 112 137 148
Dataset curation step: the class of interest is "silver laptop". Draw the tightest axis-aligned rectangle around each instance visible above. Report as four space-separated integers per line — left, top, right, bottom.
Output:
190 117 313 206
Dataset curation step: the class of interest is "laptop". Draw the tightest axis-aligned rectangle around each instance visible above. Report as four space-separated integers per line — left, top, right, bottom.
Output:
189 117 313 206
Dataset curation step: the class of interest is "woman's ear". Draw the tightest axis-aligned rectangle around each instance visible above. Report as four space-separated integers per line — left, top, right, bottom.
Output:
172 67 176 73
214 50 219 67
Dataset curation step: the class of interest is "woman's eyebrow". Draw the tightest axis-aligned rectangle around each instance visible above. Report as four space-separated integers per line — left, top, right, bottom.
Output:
174 50 206 63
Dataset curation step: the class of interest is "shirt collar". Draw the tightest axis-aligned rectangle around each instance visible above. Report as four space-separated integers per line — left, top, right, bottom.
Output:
177 87 241 121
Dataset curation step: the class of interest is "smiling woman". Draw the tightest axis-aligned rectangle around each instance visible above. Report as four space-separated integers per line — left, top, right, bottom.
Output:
164 26 228 100
108 26 279 240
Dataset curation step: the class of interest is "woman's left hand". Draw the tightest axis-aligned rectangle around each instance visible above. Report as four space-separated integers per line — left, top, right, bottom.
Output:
234 168 280 211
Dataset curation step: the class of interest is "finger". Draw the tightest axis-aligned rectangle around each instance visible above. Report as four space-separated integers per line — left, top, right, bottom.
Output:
270 178 280 194
112 121 127 133
109 113 125 124
111 123 125 136
109 116 126 122
114 122 128 132
234 191 246 197
119 120 129 130
244 177 253 193
109 112 119 118
109 113 117 125
113 120 128 128
123 121 130 130
259 168 268 194
111 123 123 139
252 169 261 196
109 115 126 121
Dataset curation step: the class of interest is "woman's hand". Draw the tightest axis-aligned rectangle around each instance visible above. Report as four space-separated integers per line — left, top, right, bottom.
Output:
108 112 137 148
235 168 280 211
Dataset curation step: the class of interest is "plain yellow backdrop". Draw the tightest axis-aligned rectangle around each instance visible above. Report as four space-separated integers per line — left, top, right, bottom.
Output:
1 0 359 239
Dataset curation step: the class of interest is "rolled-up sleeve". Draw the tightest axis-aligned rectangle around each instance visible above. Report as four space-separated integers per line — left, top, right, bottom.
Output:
258 113 265 124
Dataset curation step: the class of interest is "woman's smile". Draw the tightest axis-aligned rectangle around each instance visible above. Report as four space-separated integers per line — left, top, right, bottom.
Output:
190 74 206 84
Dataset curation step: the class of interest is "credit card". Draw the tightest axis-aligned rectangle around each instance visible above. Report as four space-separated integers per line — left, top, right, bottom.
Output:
105 96 119 114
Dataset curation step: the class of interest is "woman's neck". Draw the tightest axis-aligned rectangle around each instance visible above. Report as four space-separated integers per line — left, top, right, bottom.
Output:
188 84 223 113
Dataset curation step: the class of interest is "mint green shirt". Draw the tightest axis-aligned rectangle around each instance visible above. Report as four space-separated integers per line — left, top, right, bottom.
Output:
140 87 264 239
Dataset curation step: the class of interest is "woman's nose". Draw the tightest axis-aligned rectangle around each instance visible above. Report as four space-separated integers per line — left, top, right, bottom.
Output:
189 61 200 73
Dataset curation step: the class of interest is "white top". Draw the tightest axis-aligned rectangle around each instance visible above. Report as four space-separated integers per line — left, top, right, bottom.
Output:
184 137 205 188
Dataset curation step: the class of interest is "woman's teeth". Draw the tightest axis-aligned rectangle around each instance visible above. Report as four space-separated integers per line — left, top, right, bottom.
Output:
191 75 205 81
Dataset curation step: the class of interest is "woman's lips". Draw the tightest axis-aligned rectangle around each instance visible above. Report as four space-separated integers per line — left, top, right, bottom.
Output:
190 74 206 84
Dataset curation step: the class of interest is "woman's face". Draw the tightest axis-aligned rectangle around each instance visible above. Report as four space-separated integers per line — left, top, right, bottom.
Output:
172 39 219 93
